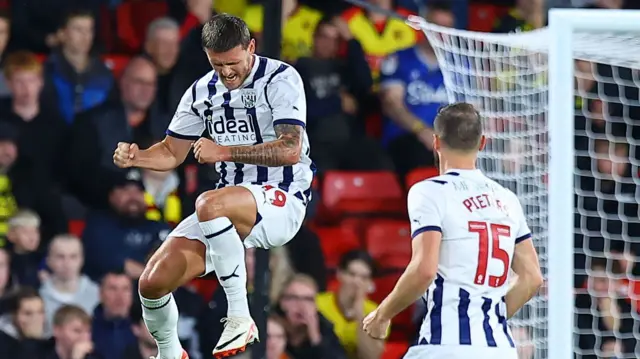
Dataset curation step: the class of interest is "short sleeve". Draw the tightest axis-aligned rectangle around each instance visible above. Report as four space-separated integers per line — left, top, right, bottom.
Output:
407 182 446 239
513 195 532 244
380 53 405 89
266 67 307 128
166 82 205 140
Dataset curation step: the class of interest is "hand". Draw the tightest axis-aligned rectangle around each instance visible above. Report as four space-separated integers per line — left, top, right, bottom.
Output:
340 92 358 116
332 17 353 40
71 341 94 359
113 142 139 168
45 33 60 48
187 0 213 24
416 128 434 150
302 306 321 344
193 138 226 164
362 309 390 340
124 259 145 279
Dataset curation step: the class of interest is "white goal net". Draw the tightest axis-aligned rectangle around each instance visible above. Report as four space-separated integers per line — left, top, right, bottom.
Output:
410 14 640 359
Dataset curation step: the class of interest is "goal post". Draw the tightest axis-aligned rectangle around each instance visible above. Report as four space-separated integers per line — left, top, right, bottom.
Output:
547 10 640 359
409 8 640 359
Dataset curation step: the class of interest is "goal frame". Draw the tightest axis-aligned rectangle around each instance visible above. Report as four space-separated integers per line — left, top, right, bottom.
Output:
547 8 640 359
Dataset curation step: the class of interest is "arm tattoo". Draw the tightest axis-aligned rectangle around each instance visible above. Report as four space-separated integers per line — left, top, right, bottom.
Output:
228 123 302 167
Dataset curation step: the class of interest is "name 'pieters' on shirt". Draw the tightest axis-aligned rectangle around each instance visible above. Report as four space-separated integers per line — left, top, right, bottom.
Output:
166 56 314 193
408 169 532 348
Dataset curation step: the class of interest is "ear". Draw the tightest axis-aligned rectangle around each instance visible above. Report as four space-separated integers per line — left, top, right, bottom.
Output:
478 135 487 151
433 135 441 152
248 39 256 55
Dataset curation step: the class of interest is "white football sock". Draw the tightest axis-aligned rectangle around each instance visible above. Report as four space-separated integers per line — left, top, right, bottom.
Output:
140 293 184 359
199 217 251 317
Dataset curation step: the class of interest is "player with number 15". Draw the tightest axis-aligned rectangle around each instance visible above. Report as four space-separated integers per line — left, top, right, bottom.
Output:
362 103 543 359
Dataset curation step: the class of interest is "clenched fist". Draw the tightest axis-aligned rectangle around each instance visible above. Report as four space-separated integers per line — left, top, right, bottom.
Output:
113 142 139 168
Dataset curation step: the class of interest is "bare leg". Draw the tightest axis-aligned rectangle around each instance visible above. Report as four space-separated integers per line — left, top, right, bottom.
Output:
138 237 207 359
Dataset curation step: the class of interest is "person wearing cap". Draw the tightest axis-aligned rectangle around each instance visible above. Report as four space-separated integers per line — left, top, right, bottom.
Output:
81 169 171 282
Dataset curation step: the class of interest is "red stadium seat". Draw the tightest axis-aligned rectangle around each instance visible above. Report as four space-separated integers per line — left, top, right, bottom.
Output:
68 220 86 237
382 341 409 359
101 55 131 78
366 220 412 270
322 171 404 217
405 167 439 189
315 225 361 269
372 273 415 341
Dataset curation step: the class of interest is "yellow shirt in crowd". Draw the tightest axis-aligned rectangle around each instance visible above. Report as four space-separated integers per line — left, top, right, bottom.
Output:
341 7 418 86
244 4 323 63
213 0 248 17
316 291 387 359
0 175 18 245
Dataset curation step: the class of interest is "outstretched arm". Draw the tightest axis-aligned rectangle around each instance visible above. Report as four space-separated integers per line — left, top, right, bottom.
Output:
227 122 303 166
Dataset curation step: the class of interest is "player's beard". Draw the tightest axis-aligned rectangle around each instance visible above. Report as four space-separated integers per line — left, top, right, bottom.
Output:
433 151 440 173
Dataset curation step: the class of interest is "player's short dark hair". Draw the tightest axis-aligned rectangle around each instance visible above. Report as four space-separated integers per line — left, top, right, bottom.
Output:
338 250 376 275
433 102 483 152
201 13 251 52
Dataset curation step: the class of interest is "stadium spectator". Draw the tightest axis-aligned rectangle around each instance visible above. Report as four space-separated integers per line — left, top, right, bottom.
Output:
0 122 67 244
173 0 214 39
379 1 453 178
40 234 100 337
266 315 291 359
244 0 323 63
122 304 158 359
341 0 418 86
92 271 136 359
136 150 183 226
295 18 392 173
9 2 101 54
144 17 197 113
66 56 170 209
48 304 101 359
82 175 169 281
6 210 43 289
576 258 636 357
0 51 67 184
0 10 11 98
43 9 114 124
0 288 49 358
316 250 384 359
492 0 545 33
0 247 17 314
276 274 347 359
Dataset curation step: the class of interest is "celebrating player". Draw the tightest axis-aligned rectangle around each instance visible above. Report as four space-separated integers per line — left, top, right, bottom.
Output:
113 14 313 359
362 103 543 359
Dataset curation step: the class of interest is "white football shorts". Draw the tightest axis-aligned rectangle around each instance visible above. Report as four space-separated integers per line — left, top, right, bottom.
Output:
404 344 518 359
167 183 306 275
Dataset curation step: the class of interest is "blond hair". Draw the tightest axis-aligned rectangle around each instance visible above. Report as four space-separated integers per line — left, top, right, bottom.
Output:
53 305 91 327
279 273 318 302
8 209 41 230
3 51 43 79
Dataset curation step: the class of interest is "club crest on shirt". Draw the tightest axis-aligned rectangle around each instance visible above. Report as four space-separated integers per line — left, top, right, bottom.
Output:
241 89 257 109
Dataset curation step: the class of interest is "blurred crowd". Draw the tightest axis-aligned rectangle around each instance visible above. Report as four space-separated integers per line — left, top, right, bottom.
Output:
0 0 638 359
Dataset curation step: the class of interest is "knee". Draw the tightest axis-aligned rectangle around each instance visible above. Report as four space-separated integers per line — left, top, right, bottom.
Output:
195 190 226 221
138 260 174 299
